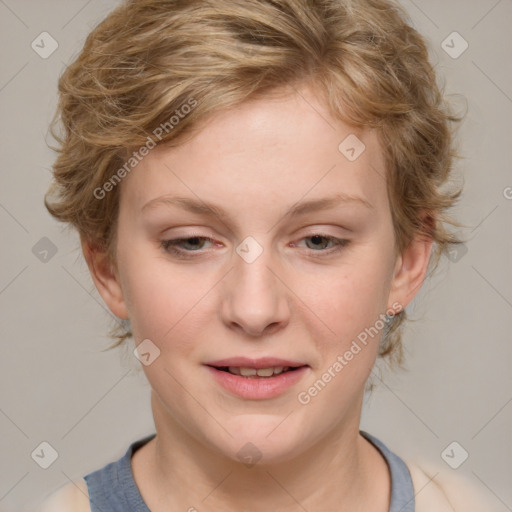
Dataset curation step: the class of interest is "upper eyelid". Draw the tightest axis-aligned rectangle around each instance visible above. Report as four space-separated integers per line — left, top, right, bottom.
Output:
163 233 347 249
165 233 343 242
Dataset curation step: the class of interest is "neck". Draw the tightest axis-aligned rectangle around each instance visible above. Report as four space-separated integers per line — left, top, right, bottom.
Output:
132 392 389 512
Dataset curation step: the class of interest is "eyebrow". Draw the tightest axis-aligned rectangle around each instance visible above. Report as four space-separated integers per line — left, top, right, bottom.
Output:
141 193 373 219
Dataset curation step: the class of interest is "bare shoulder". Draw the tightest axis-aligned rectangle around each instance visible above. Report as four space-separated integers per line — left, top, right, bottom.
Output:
406 459 498 512
36 478 91 512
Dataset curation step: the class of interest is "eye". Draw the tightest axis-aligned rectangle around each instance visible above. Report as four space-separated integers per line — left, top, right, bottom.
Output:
160 233 350 260
294 234 350 255
161 236 216 258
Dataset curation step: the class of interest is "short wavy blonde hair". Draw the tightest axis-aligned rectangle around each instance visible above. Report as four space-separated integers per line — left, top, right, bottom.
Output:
45 0 465 367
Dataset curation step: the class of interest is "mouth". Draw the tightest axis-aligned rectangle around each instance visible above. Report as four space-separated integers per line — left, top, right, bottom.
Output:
204 357 309 399
211 365 304 378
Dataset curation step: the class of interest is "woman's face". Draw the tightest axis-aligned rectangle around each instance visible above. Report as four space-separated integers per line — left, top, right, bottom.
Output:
99 83 424 465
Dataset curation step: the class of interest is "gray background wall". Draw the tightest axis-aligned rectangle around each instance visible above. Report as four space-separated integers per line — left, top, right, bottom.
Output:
0 0 511 510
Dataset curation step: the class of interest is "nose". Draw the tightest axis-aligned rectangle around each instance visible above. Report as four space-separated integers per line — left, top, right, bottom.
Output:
219 244 290 338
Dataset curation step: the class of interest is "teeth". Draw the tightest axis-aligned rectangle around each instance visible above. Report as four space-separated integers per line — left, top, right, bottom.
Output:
256 368 274 377
228 366 288 378
239 367 257 377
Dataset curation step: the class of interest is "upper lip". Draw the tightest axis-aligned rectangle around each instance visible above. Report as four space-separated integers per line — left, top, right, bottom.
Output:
205 357 308 369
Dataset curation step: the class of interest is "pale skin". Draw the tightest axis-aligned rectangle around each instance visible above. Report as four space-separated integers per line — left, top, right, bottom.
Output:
83 82 432 511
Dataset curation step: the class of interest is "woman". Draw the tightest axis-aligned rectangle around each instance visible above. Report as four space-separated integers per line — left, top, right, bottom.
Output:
39 0 492 510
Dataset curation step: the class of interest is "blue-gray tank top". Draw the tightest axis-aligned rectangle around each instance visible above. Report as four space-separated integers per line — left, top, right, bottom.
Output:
84 430 415 511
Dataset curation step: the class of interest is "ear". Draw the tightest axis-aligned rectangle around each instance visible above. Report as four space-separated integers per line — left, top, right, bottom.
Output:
81 237 129 320
387 225 433 312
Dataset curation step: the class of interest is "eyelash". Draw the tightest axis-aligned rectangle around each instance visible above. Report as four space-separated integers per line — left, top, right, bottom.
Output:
160 234 350 259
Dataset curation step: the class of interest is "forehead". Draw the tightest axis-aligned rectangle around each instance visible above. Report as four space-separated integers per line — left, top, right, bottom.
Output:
121 84 389 221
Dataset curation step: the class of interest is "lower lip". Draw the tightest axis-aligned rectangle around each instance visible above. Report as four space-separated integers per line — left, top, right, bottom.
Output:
205 366 309 400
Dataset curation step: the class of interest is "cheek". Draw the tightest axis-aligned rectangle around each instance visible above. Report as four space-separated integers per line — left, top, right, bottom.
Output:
119 254 215 352
117 250 175 336
303 262 391 338
292 267 391 412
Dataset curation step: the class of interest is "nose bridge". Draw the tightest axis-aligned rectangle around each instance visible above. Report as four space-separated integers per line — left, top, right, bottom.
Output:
220 236 289 336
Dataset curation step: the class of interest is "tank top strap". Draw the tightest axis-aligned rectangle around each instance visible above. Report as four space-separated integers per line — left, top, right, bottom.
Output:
360 430 415 511
84 434 155 512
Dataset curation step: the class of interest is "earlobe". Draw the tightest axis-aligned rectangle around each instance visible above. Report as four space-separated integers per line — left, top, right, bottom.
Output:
388 233 433 311
81 237 129 320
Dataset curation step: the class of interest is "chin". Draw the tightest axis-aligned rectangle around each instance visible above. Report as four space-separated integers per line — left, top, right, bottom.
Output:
215 415 313 467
